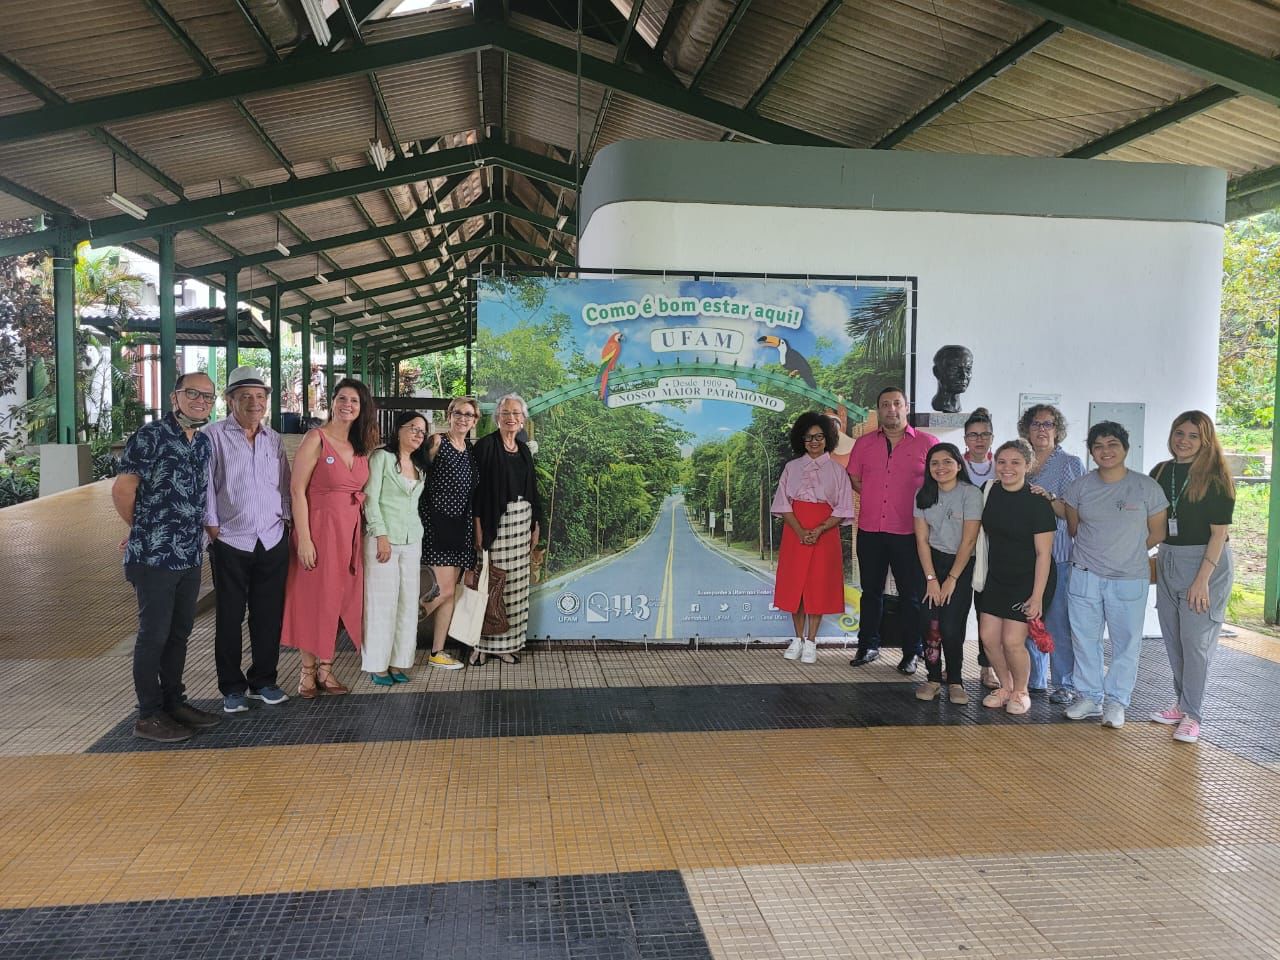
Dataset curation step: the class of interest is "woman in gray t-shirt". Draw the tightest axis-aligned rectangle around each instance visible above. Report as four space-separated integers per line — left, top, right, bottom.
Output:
912 443 983 704
1059 421 1168 729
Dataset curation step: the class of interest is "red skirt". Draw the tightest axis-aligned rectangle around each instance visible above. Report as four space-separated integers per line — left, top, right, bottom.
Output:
773 500 844 614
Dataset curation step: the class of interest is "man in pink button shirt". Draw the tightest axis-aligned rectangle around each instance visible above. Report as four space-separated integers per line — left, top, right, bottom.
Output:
846 387 938 673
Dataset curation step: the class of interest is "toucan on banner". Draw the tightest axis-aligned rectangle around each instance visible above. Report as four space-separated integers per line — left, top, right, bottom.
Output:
473 272 915 642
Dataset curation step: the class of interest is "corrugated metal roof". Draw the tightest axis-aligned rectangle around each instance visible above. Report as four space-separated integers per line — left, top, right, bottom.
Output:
364 5 478 41
595 92 724 150
375 56 481 144
698 0 831 107
1102 97 1280 176
157 0 274 72
0 74 44 118
240 76 376 166
0 0 206 101
1127 0 1280 59
506 57 608 152
105 101 285 189
758 0 1040 145
0 130 169 220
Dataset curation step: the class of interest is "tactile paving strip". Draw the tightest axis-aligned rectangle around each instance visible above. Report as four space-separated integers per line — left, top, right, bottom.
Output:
84 639 1280 767
0 869 712 960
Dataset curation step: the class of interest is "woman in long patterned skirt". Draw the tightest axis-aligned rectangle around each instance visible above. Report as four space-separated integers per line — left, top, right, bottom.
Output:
472 393 542 664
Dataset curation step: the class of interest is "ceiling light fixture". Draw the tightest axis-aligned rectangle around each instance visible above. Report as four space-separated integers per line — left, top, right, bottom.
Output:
547 250 558 264
556 214 568 231
274 220 290 257
299 0 332 47
342 280 352 303
368 101 392 172
104 154 147 220
314 254 327 284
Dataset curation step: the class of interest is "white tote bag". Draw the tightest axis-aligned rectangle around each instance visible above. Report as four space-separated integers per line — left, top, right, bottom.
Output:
971 482 994 592
448 550 489 648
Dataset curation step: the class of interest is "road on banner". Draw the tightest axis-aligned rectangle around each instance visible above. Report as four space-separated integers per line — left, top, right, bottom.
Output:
530 494 851 642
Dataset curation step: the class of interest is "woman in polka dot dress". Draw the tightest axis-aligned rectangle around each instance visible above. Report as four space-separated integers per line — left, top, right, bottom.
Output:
418 396 480 669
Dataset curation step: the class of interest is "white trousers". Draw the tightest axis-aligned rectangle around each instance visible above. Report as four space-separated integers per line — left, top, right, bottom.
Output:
362 539 421 672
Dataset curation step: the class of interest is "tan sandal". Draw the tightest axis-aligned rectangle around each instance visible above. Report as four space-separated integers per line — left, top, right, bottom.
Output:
298 664 318 700
316 661 349 695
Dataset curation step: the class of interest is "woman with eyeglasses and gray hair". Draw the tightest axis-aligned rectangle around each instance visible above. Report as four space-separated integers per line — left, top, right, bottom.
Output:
418 396 480 670
1019 403 1085 704
471 393 543 665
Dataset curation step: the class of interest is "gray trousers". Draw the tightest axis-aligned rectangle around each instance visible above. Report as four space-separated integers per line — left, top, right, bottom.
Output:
1154 542 1233 722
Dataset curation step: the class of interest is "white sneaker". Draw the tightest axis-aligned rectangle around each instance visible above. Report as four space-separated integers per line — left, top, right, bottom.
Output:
1065 697 1103 721
801 639 818 664
1101 702 1126 729
783 638 802 660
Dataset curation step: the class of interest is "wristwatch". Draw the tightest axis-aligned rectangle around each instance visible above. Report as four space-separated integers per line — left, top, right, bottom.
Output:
925 574 937 582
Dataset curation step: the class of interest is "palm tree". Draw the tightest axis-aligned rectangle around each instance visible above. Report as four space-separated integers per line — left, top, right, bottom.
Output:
828 288 910 406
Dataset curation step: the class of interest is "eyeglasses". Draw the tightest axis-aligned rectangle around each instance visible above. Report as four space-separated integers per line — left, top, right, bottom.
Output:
803 434 826 443
405 428 427 438
450 411 477 420
1029 420 1056 431
498 410 525 419
180 388 216 403
965 431 992 440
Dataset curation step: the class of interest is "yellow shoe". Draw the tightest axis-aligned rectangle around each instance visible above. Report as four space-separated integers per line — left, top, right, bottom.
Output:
429 651 464 671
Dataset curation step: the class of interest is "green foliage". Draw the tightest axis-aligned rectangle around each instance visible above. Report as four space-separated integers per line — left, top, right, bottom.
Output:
235 345 307 412
475 275 688 576
1219 216 1280 428
402 346 468 399
0 455 39 509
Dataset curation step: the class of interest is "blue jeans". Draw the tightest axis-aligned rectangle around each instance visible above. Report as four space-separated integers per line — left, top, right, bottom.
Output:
1045 560 1074 690
1066 567 1149 707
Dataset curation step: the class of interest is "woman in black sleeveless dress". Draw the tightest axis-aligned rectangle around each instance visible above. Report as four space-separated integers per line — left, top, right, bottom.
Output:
418 397 480 669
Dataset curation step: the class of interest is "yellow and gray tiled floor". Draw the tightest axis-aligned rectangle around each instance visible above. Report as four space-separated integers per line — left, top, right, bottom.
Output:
3 482 1280 958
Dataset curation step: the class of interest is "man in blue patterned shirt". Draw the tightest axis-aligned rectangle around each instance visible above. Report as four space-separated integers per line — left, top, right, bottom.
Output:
112 372 223 743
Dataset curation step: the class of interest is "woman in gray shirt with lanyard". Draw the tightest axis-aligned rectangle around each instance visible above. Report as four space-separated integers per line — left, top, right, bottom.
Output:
1148 411 1235 745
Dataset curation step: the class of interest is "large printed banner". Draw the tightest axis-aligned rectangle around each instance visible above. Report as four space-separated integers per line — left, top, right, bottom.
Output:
474 274 912 641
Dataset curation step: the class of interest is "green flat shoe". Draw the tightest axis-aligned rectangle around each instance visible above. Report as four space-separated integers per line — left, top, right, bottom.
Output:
370 672 395 686
389 670 410 683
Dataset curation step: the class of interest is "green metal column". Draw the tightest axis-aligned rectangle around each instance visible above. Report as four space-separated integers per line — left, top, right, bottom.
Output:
224 271 239 375
158 231 177 413
206 284 219 421
109 336 124 440
269 288 282 432
300 312 312 420
392 359 400 397
1264 321 1280 624
360 345 368 382
52 234 76 443
345 332 354 379
325 319 336 403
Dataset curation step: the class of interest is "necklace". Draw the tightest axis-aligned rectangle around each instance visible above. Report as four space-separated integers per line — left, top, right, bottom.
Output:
966 456 993 479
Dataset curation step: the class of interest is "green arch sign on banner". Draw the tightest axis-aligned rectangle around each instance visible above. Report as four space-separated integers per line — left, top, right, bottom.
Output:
517 360 868 421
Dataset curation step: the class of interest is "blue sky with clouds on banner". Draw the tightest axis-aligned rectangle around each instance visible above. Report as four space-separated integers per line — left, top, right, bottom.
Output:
478 275 908 440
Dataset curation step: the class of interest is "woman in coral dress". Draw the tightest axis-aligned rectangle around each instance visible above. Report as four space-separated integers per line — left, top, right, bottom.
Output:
280 378 378 697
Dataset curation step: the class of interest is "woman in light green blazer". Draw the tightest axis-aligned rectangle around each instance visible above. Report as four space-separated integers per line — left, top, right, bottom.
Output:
361 412 429 684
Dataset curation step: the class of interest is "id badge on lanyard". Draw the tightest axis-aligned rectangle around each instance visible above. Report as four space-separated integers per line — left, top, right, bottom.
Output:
1168 517 1178 537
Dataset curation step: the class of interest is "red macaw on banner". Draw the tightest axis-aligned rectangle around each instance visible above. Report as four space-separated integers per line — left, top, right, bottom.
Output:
598 331 623 401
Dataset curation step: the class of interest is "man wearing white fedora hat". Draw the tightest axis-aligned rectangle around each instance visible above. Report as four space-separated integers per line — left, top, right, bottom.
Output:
204 366 293 713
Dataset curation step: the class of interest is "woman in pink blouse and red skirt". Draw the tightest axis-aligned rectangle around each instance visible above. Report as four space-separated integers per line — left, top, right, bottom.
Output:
771 412 856 663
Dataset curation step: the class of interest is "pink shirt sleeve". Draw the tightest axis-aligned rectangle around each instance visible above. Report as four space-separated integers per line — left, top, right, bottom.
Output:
771 459 801 516
824 458 855 524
